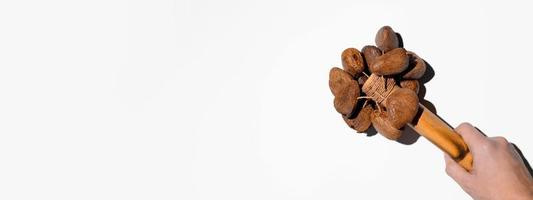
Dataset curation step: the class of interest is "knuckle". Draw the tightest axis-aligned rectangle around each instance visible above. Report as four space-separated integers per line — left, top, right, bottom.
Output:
455 122 474 134
458 122 472 128
507 143 516 153
492 136 509 145
456 122 472 131
480 140 494 151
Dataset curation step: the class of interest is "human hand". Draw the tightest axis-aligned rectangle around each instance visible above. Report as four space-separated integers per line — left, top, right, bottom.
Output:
444 123 533 200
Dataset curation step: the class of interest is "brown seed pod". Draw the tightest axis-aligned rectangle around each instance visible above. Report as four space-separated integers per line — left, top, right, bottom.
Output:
329 67 353 96
341 48 365 77
369 48 409 76
383 88 419 129
372 110 402 140
400 79 420 94
375 26 399 53
331 26 424 139
343 103 373 132
362 45 382 68
402 51 427 79
361 74 419 130
333 86 359 115
329 67 360 115
358 75 368 87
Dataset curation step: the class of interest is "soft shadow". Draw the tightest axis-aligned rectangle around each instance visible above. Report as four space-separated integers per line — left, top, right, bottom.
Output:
397 125 421 145
418 82 427 99
420 99 437 115
419 61 435 84
417 83 437 115
365 125 378 137
512 144 533 178
396 33 404 48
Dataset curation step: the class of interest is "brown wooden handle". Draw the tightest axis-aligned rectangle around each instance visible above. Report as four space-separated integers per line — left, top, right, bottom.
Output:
408 104 473 171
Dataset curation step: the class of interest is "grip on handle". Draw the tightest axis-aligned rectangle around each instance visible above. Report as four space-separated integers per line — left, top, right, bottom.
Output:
409 104 473 171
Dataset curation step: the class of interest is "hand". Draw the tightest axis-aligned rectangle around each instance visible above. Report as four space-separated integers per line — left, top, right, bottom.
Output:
444 123 533 200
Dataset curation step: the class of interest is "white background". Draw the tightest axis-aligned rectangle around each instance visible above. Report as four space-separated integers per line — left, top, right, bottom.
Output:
0 0 532 199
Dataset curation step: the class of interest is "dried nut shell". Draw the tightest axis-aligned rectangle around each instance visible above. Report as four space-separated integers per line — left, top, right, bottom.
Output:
333 85 359 115
372 111 402 140
402 51 427 79
362 45 382 68
341 48 365 77
329 67 360 115
369 48 409 76
329 67 353 97
383 88 419 129
343 104 373 132
375 26 399 53
400 79 420 94
358 76 368 87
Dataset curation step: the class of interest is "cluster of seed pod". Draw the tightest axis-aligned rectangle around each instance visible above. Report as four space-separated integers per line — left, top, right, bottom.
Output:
329 26 427 140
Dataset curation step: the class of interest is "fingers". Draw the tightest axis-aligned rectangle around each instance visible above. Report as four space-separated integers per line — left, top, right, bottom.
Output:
455 123 487 153
444 153 471 184
509 144 524 161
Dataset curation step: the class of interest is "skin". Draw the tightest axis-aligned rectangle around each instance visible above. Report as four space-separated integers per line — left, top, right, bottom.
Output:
444 123 533 200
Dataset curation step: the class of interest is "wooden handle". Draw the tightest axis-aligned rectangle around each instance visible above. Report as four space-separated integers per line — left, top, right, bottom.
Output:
408 104 473 171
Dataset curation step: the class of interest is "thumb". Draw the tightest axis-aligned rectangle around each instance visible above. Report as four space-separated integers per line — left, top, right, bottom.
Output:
444 153 471 185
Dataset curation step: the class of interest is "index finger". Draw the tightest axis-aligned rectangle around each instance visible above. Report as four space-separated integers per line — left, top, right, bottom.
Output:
455 122 487 153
